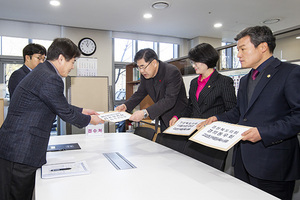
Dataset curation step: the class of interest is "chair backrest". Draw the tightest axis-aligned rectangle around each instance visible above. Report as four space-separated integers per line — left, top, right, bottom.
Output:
155 133 188 153
183 141 228 171
134 127 156 141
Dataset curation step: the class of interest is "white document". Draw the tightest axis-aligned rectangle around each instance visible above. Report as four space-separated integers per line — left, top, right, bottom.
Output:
189 121 251 151
41 161 90 179
164 118 205 136
99 111 131 123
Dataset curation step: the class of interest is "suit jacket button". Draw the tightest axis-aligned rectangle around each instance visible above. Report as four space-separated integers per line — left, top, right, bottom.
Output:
243 118 247 122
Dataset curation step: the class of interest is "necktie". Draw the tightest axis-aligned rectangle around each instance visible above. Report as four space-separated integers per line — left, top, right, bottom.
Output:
252 69 259 80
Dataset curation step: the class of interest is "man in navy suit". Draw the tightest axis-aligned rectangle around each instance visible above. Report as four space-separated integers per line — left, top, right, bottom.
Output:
0 38 104 200
203 26 300 200
8 43 46 99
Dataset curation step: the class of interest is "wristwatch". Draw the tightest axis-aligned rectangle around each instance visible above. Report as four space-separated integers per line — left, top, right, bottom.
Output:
143 109 149 119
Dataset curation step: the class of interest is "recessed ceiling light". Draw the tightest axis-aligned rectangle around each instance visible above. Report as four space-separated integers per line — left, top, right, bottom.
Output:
143 13 153 19
296 36 300 39
50 0 60 6
214 23 222 28
262 18 280 24
152 1 170 9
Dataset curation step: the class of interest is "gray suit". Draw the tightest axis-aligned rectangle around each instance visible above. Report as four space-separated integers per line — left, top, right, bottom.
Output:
0 61 90 168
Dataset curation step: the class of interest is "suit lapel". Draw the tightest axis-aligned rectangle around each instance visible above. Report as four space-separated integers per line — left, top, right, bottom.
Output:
197 70 218 106
246 59 281 112
21 65 30 75
153 63 164 100
190 78 200 113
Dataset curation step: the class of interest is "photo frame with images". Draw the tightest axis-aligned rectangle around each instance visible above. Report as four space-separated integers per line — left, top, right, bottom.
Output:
189 121 251 151
163 117 205 136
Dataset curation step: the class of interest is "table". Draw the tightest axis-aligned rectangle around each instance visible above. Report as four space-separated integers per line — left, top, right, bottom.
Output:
35 133 278 200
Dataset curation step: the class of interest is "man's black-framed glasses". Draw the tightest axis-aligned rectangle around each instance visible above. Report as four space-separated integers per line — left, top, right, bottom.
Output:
137 59 154 70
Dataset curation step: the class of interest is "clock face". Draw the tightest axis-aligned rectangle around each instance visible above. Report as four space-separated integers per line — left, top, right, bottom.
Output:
78 38 96 56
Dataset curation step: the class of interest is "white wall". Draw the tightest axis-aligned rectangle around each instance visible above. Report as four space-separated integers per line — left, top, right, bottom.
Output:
274 33 300 61
62 27 113 84
190 36 222 48
0 19 61 40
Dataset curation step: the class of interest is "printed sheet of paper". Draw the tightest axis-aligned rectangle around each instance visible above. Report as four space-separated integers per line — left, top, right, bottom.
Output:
99 111 131 123
41 161 90 179
164 118 205 136
189 121 251 151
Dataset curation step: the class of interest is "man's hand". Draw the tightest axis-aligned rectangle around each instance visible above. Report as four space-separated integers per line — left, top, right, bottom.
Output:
90 115 105 125
82 109 99 115
129 110 144 122
115 104 127 112
197 116 218 129
169 117 178 126
241 127 262 143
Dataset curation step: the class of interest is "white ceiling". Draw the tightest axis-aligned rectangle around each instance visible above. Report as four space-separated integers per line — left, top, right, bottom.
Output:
1 0 300 42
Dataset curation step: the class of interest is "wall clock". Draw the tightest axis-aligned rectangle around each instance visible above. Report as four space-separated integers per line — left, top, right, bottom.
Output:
78 37 96 56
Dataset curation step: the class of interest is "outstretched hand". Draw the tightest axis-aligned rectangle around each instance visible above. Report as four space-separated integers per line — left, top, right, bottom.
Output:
196 116 218 130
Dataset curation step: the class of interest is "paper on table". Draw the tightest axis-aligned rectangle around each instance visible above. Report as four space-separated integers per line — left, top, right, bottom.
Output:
41 161 90 179
163 117 205 136
99 111 131 123
189 121 251 151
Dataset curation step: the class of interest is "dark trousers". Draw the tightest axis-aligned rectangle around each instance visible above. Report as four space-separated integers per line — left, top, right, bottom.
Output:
234 147 295 200
0 157 37 200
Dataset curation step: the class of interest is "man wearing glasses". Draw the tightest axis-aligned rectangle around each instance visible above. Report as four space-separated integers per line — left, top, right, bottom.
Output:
116 48 188 133
8 43 46 99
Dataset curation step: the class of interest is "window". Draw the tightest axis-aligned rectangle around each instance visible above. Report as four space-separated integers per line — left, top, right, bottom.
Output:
113 38 179 106
137 40 157 51
159 43 178 61
114 38 134 62
0 36 53 56
0 36 53 97
114 65 126 101
32 39 52 50
1 36 28 56
219 44 241 70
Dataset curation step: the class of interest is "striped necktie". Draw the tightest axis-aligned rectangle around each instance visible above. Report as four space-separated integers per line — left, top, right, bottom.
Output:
252 69 259 80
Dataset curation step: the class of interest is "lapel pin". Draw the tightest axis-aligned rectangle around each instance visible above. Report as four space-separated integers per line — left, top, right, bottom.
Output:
267 74 271 78
208 85 211 88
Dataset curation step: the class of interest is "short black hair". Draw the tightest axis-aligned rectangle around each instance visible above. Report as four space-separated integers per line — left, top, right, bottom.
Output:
188 43 219 68
134 48 158 63
23 43 46 62
47 38 81 61
234 26 276 53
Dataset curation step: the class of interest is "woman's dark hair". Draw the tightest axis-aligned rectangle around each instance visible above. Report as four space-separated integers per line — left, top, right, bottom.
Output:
47 38 81 61
134 48 158 63
234 26 276 53
23 43 46 62
188 43 219 68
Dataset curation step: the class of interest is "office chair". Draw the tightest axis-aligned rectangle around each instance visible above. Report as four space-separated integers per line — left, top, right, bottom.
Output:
183 140 228 171
133 127 156 141
155 133 189 153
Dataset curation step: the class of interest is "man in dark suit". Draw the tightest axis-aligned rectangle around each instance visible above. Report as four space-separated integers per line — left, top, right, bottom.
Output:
203 26 300 200
8 43 46 99
0 38 104 200
116 48 188 132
